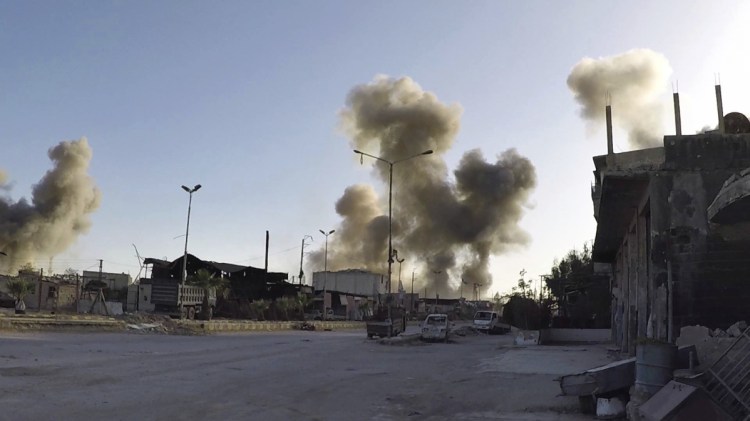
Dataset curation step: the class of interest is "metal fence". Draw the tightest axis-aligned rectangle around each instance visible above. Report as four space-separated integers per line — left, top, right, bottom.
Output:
704 326 750 420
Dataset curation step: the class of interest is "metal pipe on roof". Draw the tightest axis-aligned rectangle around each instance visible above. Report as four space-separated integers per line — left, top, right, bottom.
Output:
673 92 682 136
716 84 725 134
606 105 614 155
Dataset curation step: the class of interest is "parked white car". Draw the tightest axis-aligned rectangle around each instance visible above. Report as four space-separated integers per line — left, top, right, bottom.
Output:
421 313 450 342
473 310 511 334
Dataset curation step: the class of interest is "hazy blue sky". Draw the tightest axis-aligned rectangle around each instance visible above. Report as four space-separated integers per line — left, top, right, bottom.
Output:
2 1 749 295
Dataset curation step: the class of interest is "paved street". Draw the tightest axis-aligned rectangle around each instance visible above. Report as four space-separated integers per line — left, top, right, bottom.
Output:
0 328 612 420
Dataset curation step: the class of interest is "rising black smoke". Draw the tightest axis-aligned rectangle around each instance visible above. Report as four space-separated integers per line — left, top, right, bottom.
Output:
310 76 536 296
0 138 101 275
567 48 672 149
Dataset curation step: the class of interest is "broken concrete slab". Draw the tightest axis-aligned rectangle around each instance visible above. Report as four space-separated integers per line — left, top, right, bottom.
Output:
727 320 747 337
638 380 732 421
559 357 635 396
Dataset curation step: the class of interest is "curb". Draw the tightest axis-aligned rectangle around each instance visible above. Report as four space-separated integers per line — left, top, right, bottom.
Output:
188 320 367 333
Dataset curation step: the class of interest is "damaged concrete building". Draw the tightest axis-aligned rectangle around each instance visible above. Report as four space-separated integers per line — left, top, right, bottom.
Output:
592 87 750 354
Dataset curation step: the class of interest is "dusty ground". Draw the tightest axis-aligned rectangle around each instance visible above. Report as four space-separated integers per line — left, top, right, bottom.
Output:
0 328 613 420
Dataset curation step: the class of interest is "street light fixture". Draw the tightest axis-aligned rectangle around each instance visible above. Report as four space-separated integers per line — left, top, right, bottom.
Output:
180 184 202 284
353 148 433 294
319 229 335 319
396 254 405 307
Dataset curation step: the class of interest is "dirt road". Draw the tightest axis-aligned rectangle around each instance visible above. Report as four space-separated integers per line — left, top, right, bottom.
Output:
0 329 612 420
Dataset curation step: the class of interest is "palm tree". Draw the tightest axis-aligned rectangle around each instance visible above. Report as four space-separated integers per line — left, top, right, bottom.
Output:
7 279 34 313
250 299 270 321
297 293 312 320
187 268 228 320
275 297 291 321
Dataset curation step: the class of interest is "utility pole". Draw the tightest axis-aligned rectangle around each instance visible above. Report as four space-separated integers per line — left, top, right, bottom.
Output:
299 235 312 285
98 259 103 284
319 229 335 319
410 270 415 314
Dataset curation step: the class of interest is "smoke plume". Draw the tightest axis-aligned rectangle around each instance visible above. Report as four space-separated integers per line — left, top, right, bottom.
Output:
567 48 672 149
0 138 101 275
311 76 536 295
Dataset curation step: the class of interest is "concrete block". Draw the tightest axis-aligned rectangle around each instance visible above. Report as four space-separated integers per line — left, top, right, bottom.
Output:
676 325 710 347
514 330 540 346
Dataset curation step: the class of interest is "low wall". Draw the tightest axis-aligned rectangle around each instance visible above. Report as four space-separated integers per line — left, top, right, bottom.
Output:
540 328 611 344
78 300 123 316
194 320 366 332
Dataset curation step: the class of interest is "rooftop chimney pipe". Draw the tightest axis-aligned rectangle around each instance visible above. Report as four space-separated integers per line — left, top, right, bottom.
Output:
673 92 682 136
716 84 725 134
606 105 614 155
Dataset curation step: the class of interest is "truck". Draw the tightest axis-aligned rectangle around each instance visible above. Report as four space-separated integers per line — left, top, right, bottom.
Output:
150 278 216 320
366 306 406 338
473 310 511 334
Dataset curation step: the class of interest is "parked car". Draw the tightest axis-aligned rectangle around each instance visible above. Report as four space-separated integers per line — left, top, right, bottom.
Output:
473 310 511 334
421 313 451 342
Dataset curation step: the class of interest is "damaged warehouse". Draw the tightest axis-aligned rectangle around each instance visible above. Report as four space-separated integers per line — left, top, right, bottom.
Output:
591 86 750 355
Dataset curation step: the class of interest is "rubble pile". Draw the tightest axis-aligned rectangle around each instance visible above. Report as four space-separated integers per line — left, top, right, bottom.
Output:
121 313 203 335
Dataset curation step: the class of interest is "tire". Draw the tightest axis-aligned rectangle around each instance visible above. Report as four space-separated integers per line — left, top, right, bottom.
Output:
187 306 196 320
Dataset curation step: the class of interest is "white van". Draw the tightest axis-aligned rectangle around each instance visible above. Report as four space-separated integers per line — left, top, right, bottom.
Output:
473 310 510 334
421 313 450 342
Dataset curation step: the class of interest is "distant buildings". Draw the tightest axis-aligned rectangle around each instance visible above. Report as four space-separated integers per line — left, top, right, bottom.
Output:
82 271 132 290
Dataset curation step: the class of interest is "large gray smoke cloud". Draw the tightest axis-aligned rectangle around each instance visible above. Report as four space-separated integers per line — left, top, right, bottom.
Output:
311 76 536 295
0 138 101 275
567 48 672 149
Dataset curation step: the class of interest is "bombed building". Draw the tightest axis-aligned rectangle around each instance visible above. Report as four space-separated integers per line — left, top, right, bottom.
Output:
143 254 292 302
591 85 750 354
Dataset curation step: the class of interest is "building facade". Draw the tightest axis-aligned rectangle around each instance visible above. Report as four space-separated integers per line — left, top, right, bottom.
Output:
592 131 750 353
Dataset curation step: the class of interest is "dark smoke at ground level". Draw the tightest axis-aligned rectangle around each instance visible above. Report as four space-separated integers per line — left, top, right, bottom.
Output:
0 138 101 275
308 76 536 297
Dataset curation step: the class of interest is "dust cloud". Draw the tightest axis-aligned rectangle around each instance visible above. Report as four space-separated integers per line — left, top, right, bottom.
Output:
567 48 672 149
0 138 101 275
310 76 536 296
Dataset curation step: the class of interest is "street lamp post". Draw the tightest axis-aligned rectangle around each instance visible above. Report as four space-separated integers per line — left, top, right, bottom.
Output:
396 255 405 306
432 270 441 313
353 148 433 295
181 184 202 285
410 270 415 313
319 229 335 320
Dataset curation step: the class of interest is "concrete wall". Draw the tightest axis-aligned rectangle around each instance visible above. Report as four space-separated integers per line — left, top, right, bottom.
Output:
82 271 132 290
313 270 384 296
540 328 611 344
603 133 750 354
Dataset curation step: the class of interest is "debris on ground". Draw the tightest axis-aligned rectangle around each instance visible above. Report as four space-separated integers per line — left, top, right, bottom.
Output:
452 326 479 337
294 321 316 331
121 313 203 335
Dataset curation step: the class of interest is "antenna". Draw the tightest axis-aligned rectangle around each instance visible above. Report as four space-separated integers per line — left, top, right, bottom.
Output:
132 244 146 283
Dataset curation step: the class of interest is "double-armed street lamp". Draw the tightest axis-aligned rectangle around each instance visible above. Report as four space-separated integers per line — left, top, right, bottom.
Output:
319 229 335 319
353 148 433 294
181 184 202 284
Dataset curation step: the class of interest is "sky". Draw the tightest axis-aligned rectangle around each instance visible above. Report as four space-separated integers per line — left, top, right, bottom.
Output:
2 0 750 297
